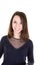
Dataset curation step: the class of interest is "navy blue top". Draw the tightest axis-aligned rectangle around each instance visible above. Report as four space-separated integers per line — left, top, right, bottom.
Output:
0 35 34 65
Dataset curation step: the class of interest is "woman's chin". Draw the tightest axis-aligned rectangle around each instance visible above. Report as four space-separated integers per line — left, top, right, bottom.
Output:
14 31 21 34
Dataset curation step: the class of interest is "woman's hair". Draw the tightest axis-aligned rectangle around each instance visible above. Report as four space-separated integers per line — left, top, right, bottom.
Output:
7 11 29 41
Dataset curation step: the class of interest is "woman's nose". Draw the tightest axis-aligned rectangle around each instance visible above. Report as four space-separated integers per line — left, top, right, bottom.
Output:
16 24 20 27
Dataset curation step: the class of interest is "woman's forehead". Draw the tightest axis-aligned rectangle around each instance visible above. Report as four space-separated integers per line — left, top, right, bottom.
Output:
13 15 21 23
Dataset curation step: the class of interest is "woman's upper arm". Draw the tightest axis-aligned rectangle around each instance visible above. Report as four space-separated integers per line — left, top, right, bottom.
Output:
27 39 34 65
0 36 5 58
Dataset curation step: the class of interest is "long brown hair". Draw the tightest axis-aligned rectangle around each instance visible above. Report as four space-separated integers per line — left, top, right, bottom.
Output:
7 11 29 42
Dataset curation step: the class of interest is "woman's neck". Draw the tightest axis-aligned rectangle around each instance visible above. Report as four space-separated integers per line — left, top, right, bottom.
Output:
13 33 21 39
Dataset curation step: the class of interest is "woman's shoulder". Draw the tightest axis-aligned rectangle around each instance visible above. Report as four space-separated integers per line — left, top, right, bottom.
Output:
1 35 7 41
27 38 33 46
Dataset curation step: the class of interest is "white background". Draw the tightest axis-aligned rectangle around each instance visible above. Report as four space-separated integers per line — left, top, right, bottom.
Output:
0 0 43 65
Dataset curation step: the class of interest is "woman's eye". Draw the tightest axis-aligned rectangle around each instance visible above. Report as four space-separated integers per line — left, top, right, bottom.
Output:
14 21 16 23
20 22 22 24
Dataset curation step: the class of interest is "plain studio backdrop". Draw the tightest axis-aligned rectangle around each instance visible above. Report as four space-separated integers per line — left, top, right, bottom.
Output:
0 0 43 65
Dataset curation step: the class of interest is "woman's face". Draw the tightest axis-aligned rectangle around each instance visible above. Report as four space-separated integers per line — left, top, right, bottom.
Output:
12 15 23 34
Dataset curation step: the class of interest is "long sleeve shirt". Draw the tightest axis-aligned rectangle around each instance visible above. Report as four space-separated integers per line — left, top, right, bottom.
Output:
0 35 34 65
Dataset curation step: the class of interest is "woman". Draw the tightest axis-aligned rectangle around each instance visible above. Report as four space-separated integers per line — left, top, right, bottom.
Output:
0 11 34 65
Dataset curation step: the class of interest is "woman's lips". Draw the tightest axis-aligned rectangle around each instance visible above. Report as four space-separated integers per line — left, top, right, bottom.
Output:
16 28 19 30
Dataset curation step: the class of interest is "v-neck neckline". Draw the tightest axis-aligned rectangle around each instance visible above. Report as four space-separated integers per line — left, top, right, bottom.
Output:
6 36 28 50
